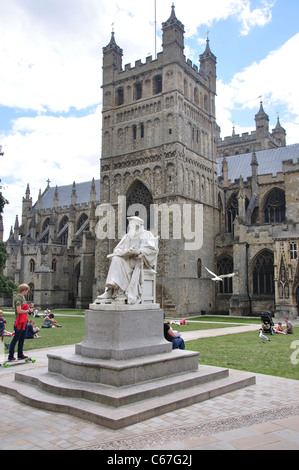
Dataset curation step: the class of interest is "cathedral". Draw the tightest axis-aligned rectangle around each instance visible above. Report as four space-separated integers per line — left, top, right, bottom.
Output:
2 6 299 318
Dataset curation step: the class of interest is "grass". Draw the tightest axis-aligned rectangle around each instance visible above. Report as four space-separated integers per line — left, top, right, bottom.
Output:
2 310 85 351
2 310 298 380
187 328 299 381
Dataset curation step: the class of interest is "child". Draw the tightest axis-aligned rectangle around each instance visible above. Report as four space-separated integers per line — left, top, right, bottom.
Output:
26 319 41 339
274 322 285 334
0 310 14 339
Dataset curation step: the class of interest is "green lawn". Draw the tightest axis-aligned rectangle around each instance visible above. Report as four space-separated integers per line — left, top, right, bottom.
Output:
187 328 299 380
2 311 85 351
2 310 298 380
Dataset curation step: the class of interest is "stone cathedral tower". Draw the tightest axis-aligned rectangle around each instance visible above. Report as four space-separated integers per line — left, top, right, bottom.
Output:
96 6 219 315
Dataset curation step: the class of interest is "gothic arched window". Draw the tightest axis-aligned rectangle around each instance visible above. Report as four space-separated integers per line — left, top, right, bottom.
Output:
263 188 286 224
42 218 50 231
77 213 88 232
59 216 68 231
126 181 153 230
40 217 50 243
57 216 68 246
134 82 142 101
133 125 137 140
117 87 124 106
252 249 274 295
153 75 162 94
29 259 35 273
217 256 233 294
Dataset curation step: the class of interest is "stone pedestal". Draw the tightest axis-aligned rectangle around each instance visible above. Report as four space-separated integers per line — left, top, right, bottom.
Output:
75 304 170 360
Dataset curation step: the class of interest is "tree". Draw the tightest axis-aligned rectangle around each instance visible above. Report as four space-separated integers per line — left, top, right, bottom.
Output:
0 241 7 269
0 275 16 297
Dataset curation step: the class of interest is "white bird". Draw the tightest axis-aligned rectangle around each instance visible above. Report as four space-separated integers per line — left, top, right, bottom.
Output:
259 329 270 341
205 267 237 282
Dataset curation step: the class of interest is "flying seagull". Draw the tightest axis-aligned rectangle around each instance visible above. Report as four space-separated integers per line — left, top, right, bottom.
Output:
205 267 237 282
259 329 270 342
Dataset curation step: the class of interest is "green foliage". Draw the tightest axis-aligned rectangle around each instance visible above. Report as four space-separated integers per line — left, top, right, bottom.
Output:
0 192 9 214
0 275 17 297
0 242 7 269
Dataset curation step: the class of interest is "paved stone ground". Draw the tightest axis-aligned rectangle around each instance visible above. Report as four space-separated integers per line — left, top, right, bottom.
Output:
0 321 298 450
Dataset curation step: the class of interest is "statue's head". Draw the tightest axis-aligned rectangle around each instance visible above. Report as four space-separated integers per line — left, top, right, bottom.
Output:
127 216 145 238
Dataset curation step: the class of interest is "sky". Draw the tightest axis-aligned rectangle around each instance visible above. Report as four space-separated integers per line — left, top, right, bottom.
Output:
1 0 299 240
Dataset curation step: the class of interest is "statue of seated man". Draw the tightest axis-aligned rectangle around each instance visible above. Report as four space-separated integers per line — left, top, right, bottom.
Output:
98 216 158 305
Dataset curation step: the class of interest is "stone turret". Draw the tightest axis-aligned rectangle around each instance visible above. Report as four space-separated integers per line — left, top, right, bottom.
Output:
199 37 217 93
102 31 123 87
255 101 269 148
272 115 286 147
162 4 185 61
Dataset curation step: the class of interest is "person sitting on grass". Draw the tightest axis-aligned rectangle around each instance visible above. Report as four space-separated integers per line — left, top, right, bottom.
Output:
0 310 14 338
284 317 294 334
274 322 285 334
42 313 62 328
26 319 41 338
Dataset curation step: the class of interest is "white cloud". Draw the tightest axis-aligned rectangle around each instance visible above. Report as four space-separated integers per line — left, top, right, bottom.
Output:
0 1 278 114
169 0 276 37
216 32 299 142
0 0 103 112
237 0 275 36
1 107 101 238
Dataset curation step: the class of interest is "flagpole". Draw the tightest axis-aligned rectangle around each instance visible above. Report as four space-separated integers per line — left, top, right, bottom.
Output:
154 0 157 59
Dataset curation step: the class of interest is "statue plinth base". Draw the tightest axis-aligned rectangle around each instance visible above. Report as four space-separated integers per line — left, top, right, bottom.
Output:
75 305 171 360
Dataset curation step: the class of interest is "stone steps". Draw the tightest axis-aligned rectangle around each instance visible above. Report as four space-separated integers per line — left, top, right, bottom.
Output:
0 366 255 429
46 349 199 387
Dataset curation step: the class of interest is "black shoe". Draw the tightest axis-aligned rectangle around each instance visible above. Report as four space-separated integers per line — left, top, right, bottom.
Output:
8 357 16 361
18 355 28 360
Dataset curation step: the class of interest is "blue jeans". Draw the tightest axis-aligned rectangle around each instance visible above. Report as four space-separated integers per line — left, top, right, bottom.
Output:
8 324 27 359
172 337 185 350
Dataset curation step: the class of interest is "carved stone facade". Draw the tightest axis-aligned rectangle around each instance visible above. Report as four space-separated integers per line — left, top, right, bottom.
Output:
217 147 299 318
95 6 218 315
4 180 100 308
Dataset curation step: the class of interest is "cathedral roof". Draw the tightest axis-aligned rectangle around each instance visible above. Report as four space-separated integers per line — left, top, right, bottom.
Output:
217 143 299 182
34 179 100 210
